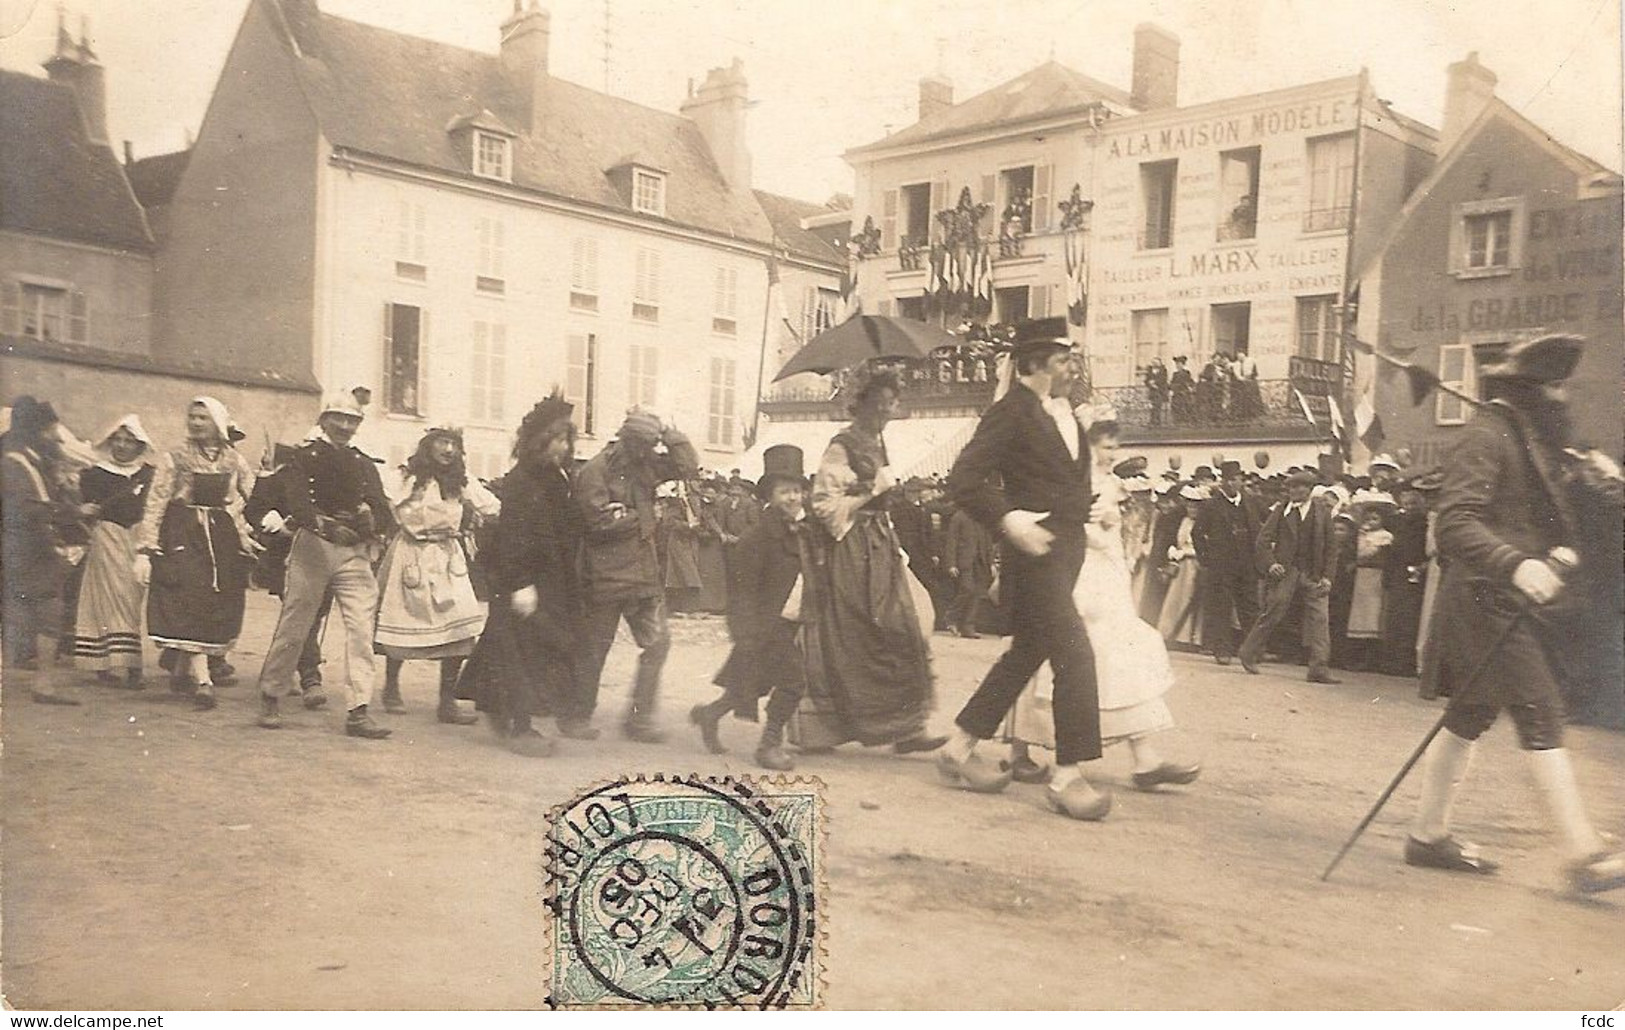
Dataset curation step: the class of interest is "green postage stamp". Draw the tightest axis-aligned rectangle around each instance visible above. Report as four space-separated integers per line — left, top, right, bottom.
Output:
544 774 824 1009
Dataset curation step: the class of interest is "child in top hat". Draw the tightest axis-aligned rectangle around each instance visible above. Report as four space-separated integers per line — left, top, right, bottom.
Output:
691 444 812 770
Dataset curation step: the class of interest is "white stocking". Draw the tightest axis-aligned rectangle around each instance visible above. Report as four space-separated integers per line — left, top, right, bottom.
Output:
1526 748 1604 860
1412 729 1475 843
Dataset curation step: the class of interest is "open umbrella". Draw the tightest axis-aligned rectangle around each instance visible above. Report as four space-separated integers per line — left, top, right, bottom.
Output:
773 314 962 381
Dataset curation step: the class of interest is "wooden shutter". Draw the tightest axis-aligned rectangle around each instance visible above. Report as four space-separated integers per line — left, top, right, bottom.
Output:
979 175 996 235
471 322 488 420
418 307 430 416
0 281 18 335
930 179 948 238
490 323 506 421
382 302 395 411
1032 164 1053 231
881 189 898 250
67 289 88 343
1030 284 1050 318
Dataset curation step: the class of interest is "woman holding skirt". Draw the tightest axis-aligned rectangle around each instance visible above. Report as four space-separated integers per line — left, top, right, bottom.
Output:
133 397 257 710
374 427 499 724
72 415 156 685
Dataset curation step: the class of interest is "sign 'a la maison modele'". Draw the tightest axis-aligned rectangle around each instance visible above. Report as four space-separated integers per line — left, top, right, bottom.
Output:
1107 99 1353 159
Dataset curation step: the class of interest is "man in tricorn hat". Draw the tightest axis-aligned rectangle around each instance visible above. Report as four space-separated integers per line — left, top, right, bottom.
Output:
1403 334 1623 892
1193 459 1265 665
941 316 1113 819
691 444 811 770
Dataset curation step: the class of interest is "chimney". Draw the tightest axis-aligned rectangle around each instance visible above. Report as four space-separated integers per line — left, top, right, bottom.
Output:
43 11 108 146
680 58 752 190
1130 23 1179 112
500 1 550 128
1440 52 1497 153
918 73 953 122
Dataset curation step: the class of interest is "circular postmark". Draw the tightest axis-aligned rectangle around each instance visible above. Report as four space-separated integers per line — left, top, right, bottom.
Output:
545 776 820 1009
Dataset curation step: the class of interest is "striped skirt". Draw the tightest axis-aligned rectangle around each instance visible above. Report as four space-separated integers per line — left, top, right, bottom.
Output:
73 521 146 670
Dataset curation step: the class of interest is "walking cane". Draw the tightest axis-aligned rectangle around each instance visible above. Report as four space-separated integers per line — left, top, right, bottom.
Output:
1318 547 1575 883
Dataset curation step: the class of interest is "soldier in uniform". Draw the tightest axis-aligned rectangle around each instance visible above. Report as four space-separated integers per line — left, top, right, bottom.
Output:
254 394 396 738
1405 334 1624 893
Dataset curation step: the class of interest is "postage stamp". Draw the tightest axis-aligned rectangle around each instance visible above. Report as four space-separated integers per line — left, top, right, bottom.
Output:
543 774 824 1009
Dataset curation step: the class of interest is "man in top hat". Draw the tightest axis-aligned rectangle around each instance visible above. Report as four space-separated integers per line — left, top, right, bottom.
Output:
1193 459 1266 665
1404 334 1623 893
255 393 396 737
941 316 1113 820
574 408 698 742
1238 468 1340 683
691 444 811 771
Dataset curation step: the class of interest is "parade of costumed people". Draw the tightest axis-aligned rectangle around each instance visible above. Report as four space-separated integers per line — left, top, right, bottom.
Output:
1003 403 1201 792
692 444 816 770
799 365 947 755
70 415 157 686
374 426 500 725
133 397 259 711
459 391 585 756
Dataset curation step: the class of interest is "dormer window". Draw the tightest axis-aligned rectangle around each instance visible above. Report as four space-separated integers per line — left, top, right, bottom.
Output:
632 169 666 216
474 131 511 182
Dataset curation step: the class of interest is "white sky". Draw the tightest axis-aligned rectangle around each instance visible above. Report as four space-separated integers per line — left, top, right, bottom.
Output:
2 0 1620 202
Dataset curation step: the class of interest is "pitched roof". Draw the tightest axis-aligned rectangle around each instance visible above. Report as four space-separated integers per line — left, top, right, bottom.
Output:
753 189 847 266
0 70 153 252
126 149 192 210
848 62 1131 156
272 4 775 244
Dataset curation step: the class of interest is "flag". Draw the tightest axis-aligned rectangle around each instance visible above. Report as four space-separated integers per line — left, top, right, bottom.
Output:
1401 363 1442 406
1294 389 1317 425
1326 393 1348 454
1355 387 1384 453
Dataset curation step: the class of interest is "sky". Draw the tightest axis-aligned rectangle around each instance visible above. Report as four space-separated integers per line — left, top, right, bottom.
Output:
2 0 1620 202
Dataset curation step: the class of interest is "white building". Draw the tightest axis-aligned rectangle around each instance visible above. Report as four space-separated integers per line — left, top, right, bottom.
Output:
153 0 840 473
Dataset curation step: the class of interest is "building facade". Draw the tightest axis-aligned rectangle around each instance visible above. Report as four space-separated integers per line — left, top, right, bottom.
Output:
1355 55 1624 465
1 24 315 444
155 0 839 472
835 26 1438 471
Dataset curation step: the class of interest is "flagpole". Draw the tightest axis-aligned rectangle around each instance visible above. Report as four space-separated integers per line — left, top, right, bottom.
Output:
1334 328 1485 412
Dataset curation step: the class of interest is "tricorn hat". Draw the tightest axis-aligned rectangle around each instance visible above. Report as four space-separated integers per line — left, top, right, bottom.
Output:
1479 333 1583 383
757 444 807 499
1011 316 1071 362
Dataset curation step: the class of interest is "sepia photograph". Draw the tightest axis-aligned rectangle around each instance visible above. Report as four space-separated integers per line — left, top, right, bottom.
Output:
0 0 1620 1016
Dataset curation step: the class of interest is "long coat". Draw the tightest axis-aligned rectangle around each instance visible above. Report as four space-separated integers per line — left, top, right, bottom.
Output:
713 508 807 715
1192 492 1265 576
1421 401 1579 705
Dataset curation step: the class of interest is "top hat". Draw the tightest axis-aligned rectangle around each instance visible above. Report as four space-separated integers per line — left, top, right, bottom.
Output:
8 395 59 435
757 444 807 499
1479 334 1583 383
1218 459 1243 477
1011 316 1071 362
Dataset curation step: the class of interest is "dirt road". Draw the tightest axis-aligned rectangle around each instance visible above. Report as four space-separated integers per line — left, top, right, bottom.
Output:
3 593 1621 1009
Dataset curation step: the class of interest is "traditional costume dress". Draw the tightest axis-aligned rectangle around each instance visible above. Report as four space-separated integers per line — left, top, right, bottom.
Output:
1156 499 1204 647
374 472 499 660
798 424 937 748
72 416 156 673
137 402 255 658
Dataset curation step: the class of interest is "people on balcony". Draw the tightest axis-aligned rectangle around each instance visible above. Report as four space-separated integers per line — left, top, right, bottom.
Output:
1169 357 1195 422
1143 358 1169 426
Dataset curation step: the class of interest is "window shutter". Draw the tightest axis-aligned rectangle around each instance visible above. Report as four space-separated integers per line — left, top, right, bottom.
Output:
68 289 87 343
383 302 394 409
418 308 430 416
471 322 487 419
930 179 948 238
1030 284 1049 318
1032 165 1053 231
490 323 506 420
979 174 997 235
881 189 898 250
492 219 505 278
0 281 18 335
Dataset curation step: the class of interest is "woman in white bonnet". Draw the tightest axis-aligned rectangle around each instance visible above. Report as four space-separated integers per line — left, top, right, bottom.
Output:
72 415 157 687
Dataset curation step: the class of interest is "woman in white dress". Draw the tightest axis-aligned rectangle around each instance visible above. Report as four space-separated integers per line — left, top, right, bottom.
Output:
373 428 500 724
1006 407 1200 790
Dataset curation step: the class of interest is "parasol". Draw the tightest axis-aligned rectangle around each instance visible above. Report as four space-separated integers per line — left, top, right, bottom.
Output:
773 315 962 381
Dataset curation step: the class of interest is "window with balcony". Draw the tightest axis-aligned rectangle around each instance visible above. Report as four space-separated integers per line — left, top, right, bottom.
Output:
1000 166 1035 234
1211 302 1251 356
474 131 511 182
1217 147 1260 241
469 320 506 423
1139 160 1177 249
707 356 737 448
566 332 599 435
712 266 738 335
396 199 427 280
2 281 87 343
1305 133 1355 232
384 302 427 417
570 237 600 311
476 216 505 294
994 285 1030 324
1296 295 1340 362
900 181 933 250
633 248 660 322
1132 308 1168 369
632 169 667 217
629 341 659 408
